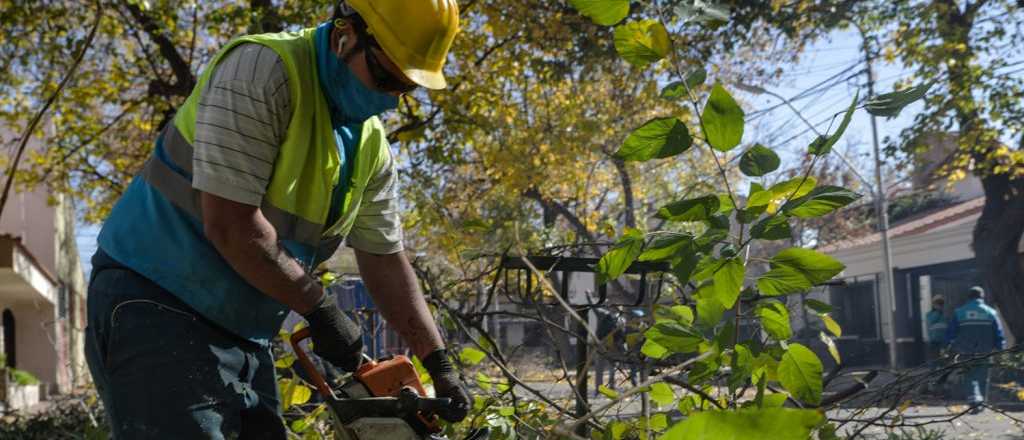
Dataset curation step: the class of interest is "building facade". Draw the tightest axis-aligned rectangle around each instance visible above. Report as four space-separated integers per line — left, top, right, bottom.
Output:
0 186 88 406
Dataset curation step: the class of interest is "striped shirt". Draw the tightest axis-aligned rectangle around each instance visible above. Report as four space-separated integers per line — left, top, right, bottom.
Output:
190 43 403 254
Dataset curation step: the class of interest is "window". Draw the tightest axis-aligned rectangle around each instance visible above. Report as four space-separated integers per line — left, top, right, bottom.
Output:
828 276 880 339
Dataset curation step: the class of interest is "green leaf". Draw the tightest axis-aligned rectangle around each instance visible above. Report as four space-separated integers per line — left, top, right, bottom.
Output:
865 82 933 118
728 344 754 392
658 408 823 440
476 372 494 391
761 393 789 408
750 215 791 241
616 117 693 161
596 228 645 284
662 68 708 100
657 195 720 222
690 357 720 383
290 383 312 406
655 304 695 326
650 413 669 431
671 252 701 285
756 301 792 340
756 266 813 296
645 321 703 354
695 228 728 252
737 205 767 224
649 382 676 407
639 234 692 262
781 186 863 218
614 20 671 67
290 417 310 433
610 421 629 440
820 331 841 364
769 176 817 202
702 83 745 151
695 283 725 328
804 299 833 314
746 190 774 208
713 258 745 309
498 406 515 416
809 91 858 155
822 314 842 337
460 347 487 366
778 343 823 405
706 213 730 231
692 256 725 282
739 144 780 177
642 339 670 359
274 355 296 369
685 68 708 88
598 384 620 399
568 0 629 26
717 194 736 214
770 248 845 285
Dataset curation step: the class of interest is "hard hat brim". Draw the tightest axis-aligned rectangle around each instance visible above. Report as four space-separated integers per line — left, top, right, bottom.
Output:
403 67 447 90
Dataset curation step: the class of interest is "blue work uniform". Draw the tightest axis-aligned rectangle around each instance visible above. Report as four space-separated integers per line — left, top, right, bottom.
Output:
946 299 1006 404
925 309 948 345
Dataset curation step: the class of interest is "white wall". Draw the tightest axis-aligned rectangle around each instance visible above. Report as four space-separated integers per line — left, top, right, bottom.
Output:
831 217 977 279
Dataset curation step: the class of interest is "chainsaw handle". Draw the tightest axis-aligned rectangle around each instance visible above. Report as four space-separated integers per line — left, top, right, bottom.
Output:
289 327 335 399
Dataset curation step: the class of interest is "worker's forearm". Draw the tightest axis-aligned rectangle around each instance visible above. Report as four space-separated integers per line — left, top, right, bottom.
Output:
202 199 322 315
355 250 444 359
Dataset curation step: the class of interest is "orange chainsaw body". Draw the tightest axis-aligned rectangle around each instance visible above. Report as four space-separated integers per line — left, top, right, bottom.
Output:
355 355 428 398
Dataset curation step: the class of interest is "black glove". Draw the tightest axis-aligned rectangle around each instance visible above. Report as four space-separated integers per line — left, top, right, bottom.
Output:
422 349 470 423
303 294 364 372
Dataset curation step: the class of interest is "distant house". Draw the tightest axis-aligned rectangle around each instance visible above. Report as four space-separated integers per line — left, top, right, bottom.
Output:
0 125 88 410
0 187 88 408
816 139 1019 367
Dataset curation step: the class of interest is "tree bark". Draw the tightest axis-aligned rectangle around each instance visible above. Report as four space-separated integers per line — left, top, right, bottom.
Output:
972 172 1024 341
612 158 637 229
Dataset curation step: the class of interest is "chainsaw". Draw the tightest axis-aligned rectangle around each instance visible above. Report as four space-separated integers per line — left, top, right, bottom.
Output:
290 328 488 440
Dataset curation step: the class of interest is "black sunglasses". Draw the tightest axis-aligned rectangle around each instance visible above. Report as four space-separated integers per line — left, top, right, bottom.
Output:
334 18 417 94
360 36 418 94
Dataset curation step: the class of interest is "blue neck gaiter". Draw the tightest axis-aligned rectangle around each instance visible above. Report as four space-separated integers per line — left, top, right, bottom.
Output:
314 22 398 125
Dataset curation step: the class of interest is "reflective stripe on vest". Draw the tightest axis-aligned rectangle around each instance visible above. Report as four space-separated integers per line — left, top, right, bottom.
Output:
156 27 391 256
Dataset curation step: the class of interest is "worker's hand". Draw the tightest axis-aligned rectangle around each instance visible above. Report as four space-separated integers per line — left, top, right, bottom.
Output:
423 349 470 423
303 294 364 372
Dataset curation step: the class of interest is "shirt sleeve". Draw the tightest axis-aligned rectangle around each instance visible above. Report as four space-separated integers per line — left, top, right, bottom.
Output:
192 43 291 205
346 151 404 254
993 313 1007 350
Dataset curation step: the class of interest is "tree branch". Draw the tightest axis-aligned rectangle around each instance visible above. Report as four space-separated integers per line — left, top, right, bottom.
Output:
122 0 195 96
611 158 637 229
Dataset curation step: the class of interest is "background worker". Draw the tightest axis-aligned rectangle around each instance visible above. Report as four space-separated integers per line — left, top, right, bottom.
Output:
925 295 948 361
946 286 1007 409
924 295 948 396
84 1 468 437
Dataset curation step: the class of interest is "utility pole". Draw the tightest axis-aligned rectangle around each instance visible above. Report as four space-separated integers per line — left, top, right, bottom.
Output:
859 25 900 370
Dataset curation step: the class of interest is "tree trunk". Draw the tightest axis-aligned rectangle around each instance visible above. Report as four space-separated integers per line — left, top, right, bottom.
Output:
971 173 1024 341
612 158 637 229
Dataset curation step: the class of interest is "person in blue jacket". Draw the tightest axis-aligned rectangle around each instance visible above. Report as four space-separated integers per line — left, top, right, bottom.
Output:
946 286 1006 407
925 295 948 361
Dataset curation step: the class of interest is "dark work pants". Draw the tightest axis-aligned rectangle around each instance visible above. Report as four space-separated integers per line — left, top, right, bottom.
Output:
85 251 287 439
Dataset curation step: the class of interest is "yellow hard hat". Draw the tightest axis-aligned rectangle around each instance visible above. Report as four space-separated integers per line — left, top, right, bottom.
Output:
345 0 459 90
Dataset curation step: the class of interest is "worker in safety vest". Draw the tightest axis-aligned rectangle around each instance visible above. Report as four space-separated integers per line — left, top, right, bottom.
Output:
84 1 468 437
946 286 1006 407
925 295 948 361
